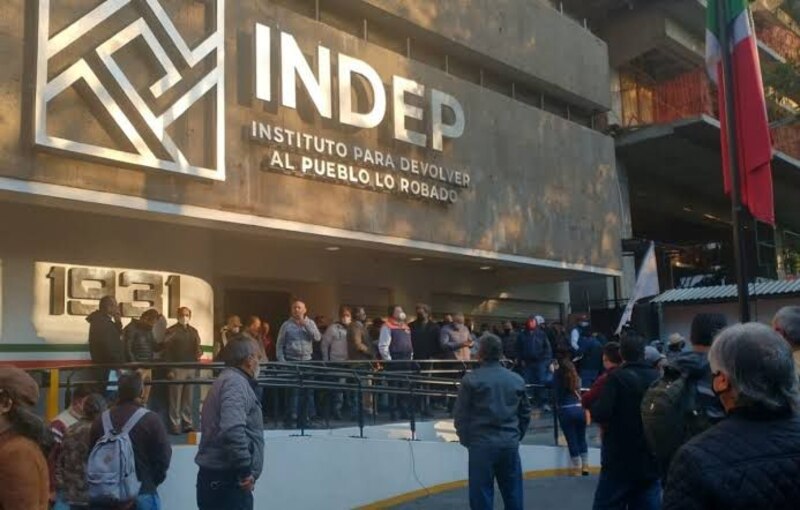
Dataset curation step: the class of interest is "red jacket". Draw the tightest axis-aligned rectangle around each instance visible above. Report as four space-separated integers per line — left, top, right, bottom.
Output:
581 366 617 409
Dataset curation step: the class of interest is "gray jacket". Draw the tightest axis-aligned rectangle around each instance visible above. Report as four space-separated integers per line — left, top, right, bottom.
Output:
195 368 264 479
276 318 321 362
440 324 472 361
321 322 349 362
454 361 531 448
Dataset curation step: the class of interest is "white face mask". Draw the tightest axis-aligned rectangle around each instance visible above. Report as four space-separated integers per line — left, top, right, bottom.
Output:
398 312 407 322
253 361 262 379
178 316 190 326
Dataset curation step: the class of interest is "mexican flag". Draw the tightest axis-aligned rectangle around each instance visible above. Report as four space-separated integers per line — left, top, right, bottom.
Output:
706 0 774 225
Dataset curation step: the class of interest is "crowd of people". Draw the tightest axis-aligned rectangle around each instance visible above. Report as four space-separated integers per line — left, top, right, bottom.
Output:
450 306 800 510
2 296 800 510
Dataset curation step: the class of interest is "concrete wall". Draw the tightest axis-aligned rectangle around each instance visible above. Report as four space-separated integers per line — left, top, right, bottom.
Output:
363 0 611 109
0 202 575 357
0 0 622 273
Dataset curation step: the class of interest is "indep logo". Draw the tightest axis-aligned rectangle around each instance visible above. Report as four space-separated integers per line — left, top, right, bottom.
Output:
33 0 226 180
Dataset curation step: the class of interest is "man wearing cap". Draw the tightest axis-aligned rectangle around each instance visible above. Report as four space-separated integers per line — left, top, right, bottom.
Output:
0 366 50 510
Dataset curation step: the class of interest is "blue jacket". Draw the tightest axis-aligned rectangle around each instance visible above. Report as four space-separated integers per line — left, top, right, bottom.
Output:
454 361 531 448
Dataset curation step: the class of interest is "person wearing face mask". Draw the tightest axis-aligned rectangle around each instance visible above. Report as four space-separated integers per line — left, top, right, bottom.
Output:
516 316 552 410
379 305 414 420
410 304 442 417
123 308 162 405
663 323 800 510
321 306 352 420
196 336 264 510
164 306 203 435
0 366 51 510
440 313 474 362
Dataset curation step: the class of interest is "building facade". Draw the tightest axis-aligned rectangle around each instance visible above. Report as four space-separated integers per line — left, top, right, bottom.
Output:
0 0 623 363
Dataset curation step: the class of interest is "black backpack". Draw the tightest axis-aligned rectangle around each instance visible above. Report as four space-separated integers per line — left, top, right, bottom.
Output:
640 364 712 469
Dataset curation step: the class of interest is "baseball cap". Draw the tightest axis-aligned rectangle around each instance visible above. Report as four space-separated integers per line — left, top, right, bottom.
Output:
0 366 39 407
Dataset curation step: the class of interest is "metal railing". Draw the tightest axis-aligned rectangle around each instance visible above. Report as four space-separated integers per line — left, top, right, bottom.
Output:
26 360 582 447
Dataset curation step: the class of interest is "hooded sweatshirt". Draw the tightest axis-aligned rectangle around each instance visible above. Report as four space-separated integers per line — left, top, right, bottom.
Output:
86 310 124 364
669 350 726 423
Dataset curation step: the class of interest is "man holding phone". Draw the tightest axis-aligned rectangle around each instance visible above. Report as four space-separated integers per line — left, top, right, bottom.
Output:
276 299 322 428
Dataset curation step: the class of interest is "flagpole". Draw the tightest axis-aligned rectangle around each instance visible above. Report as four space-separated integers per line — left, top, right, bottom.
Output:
717 0 752 323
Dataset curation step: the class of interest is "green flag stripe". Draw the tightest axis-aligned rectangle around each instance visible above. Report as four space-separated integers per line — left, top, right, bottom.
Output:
707 0 748 39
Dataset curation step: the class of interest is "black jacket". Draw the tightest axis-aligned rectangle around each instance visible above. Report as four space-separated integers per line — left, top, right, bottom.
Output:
410 320 442 360
591 361 660 481
669 351 726 422
86 311 124 364
123 320 158 362
163 323 202 362
454 361 531 448
664 406 800 510
89 402 172 494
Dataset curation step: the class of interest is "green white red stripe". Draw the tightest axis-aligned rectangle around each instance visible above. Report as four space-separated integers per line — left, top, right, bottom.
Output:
706 0 774 225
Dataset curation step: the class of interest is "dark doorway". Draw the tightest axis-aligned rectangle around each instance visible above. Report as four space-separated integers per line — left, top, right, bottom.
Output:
224 289 292 330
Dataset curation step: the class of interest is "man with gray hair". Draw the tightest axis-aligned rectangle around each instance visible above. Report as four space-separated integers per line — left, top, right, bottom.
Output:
454 334 531 510
196 334 264 510
773 305 800 374
663 323 800 509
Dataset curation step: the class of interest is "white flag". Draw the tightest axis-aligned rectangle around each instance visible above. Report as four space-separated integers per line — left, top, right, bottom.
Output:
615 242 660 335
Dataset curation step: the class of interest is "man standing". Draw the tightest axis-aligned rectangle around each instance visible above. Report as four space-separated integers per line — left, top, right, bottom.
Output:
89 372 172 510
378 305 414 420
454 335 531 510
410 304 441 417
347 307 374 417
243 316 268 360
645 313 727 475
500 321 519 365
590 333 661 510
440 313 473 362
86 296 123 391
773 305 800 373
163 306 202 435
321 306 351 420
663 323 800 509
196 337 264 510
49 386 91 508
517 316 552 410
276 299 321 428
123 308 161 404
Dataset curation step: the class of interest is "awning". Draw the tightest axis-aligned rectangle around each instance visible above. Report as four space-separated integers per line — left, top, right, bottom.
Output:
652 279 800 305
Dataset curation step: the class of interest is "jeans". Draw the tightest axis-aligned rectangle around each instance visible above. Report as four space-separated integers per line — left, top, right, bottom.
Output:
135 493 162 510
386 353 414 418
53 494 70 510
558 405 588 457
580 369 600 390
592 472 662 510
522 362 549 407
87 493 160 510
197 468 254 510
468 445 524 510
287 386 316 426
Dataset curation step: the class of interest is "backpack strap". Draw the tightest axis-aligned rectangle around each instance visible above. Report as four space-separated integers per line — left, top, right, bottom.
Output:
101 410 114 435
120 407 149 435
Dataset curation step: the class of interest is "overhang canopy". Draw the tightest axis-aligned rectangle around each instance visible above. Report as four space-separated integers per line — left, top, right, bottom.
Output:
617 115 800 233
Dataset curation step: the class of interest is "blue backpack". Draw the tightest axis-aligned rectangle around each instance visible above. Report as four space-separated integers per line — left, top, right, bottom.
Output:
87 408 148 504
